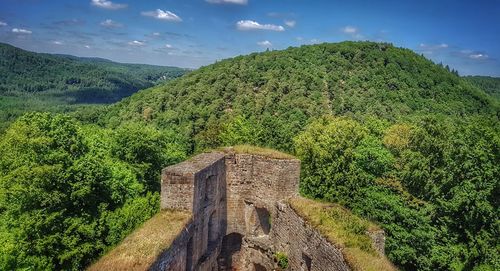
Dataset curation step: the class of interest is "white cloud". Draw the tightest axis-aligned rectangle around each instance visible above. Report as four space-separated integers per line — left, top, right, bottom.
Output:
0 21 7 27
236 20 284 31
128 40 145 46
84 45 91 49
100 19 122 28
52 41 63 45
152 32 161 36
141 9 182 22
206 0 247 4
419 43 448 50
284 20 296 28
342 26 358 34
12 28 32 34
165 44 173 49
341 26 364 39
469 53 489 60
257 40 272 47
91 0 127 10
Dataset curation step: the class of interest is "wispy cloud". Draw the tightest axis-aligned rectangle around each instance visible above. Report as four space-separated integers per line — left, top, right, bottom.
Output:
236 20 285 31
257 40 272 47
206 0 247 4
12 28 32 34
52 41 63 45
455 49 490 61
341 26 363 39
128 40 145 46
0 21 7 27
417 43 449 55
165 44 173 49
284 20 296 28
53 19 84 27
342 26 358 34
419 43 448 50
468 53 489 60
100 19 123 28
141 9 182 22
90 0 127 10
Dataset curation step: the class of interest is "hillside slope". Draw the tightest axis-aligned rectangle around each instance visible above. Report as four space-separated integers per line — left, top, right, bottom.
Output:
103 41 499 270
107 41 497 151
0 43 188 102
465 75 500 99
0 43 188 131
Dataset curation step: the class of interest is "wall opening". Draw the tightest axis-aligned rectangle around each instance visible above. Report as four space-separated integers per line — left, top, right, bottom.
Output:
205 175 216 203
255 207 271 235
217 233 243 270
302 253 312 271
253 263 267 271
186 236 194 271
208 211 218 245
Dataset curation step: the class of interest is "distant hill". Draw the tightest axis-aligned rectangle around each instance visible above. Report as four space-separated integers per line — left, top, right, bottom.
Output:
0 43 188 103
0 42 188 131
465 75 500 99
106 41 498 151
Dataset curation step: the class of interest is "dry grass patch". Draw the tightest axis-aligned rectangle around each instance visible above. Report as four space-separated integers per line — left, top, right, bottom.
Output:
221 145 296 160
289 197 397 271
87 210 191 271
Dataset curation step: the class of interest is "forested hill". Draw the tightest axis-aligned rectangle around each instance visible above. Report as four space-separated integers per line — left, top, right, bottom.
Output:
1 41 498 270
0 42 188 103
99 41 499 270
465 75 500 99
107 41 498 151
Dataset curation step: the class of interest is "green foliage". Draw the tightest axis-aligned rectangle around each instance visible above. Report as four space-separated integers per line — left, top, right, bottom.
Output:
0 113 186 270
295 115 499 271
275 251 289 269
465 76 500 100
105 41 497 153
1 41 499 271
0 42 187 132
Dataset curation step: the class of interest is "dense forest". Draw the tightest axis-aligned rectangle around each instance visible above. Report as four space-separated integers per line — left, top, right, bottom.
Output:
466 76 500 100
0 41 498 270
0 43 188 131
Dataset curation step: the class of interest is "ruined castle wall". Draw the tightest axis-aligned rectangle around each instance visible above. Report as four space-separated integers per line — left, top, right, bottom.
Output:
149 223 193 271
158 151 384 271
159 152 227 271
271 201 350 271
224 153 300 235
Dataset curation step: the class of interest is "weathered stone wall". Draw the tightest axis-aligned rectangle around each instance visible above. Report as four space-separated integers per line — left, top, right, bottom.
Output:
149 223 193 271
271 201 350 271
158 152 227 271
224 153 300 235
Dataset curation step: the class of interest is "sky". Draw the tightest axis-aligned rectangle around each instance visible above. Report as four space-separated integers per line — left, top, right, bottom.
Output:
0 0 499 76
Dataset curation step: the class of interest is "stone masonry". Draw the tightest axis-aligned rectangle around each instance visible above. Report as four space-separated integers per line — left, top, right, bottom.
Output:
154 149 385 270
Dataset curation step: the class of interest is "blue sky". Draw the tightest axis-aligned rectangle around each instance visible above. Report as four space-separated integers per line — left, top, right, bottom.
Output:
0 0 499 76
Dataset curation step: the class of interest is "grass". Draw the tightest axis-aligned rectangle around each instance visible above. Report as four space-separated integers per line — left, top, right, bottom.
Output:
87 209 191 271
289 197 397 271
220 144 296 160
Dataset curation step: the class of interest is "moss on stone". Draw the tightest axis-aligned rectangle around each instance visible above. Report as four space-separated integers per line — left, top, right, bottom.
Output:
289 197 397 271
221 145 296 160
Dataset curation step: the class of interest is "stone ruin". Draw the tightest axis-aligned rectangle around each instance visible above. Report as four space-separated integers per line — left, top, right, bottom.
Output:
149 149 386 271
